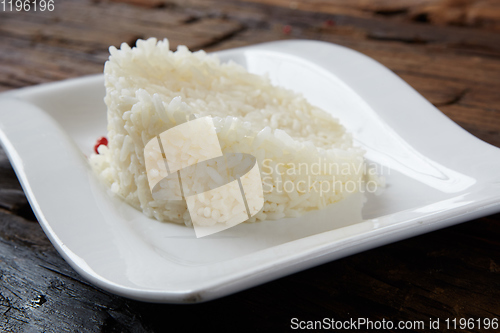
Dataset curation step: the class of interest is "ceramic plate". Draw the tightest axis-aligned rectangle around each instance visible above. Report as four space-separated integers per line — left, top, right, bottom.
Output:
1 40 500 303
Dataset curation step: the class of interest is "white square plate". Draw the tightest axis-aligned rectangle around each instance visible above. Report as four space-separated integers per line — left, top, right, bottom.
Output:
1 40 500 303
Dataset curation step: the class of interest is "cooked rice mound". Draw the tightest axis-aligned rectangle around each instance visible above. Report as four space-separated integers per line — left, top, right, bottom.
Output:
90 38 368 226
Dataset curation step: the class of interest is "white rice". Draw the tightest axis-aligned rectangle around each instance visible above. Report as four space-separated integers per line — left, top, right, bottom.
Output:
90 37 373 226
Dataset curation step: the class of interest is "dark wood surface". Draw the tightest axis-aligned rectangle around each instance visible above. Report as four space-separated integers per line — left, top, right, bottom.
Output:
1 0 500 331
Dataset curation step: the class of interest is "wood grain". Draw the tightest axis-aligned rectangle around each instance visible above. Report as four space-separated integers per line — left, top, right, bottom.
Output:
1 0 499 331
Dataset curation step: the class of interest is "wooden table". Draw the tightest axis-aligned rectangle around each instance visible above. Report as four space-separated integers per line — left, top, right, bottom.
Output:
1 0 499 331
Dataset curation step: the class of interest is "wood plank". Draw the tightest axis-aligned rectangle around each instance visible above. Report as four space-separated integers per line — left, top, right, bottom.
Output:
439 104 500 146
0 4 243 51
398 73 468 106
410 0 500 30
0 38 104 83
227 0 500 31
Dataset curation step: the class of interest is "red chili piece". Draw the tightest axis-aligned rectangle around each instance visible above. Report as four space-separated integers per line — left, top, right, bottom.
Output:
283 25 292 34
325 19 335 27
94 136 108 154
